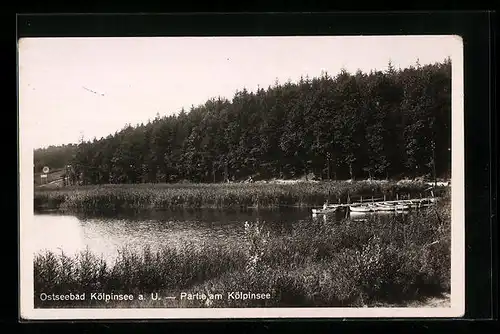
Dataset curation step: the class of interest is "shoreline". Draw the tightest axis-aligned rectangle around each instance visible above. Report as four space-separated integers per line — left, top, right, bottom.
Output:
34 180 449 213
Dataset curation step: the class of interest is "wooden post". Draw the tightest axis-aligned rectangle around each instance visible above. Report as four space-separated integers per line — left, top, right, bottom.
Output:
212 162 216 183
327 156 331 180
432 139 437 188
403 221 406 245
224 161 229 183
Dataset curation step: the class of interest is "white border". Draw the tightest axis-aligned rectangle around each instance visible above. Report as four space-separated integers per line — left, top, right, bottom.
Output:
18 35 465 320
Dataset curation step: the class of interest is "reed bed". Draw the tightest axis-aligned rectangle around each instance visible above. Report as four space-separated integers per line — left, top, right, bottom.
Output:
34 198 450 308
34 180 442 212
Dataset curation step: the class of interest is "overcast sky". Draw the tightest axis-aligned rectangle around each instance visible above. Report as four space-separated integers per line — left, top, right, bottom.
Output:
19 36 461 149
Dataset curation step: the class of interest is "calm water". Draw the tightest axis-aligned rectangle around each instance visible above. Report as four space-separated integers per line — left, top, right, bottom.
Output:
32 207 406 263
32 208 335 262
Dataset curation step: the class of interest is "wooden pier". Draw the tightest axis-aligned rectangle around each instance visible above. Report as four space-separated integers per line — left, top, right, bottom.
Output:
311 197 438 215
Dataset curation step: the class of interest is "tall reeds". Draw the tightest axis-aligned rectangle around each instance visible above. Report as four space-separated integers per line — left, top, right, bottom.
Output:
34 180 442 212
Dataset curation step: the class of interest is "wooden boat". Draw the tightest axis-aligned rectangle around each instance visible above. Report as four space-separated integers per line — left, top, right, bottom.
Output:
312 207 337 215
406 201 420 209
311 196 438 216
374 202 396 211
349 205 374 213
312 206 338 215
395 203 410 211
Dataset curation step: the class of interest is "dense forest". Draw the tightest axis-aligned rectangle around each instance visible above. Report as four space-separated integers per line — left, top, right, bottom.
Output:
35 58 452 185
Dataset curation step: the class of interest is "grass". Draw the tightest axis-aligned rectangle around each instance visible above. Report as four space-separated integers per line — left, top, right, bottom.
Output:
34 192 451 308
34 180 445 212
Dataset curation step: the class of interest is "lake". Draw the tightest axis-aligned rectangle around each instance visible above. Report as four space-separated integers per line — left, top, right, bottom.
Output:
31 207 409 264
31 208 340 262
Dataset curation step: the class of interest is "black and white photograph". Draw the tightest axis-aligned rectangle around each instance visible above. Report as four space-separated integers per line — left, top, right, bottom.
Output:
18 35 465 319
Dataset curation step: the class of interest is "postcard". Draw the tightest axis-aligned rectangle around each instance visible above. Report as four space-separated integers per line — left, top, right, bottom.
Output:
18 35 465 319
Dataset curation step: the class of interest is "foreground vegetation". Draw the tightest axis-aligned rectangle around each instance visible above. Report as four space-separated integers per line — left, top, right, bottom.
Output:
34 180 446 212
34 193 451 308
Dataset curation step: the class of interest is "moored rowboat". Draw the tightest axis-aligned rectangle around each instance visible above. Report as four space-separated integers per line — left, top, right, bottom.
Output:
349 205 374 213
312 206 338 215
374 203 396 211
395 203 410 211
311 197 438 216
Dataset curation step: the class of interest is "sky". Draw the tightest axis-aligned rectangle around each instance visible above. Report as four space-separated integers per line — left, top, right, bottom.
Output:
18 36 461 149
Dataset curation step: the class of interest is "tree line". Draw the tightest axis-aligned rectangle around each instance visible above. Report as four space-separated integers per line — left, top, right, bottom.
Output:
34 58 452 185
34 144 77 173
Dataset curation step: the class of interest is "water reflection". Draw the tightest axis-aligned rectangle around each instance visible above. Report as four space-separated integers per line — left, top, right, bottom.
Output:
311 208 410 224
33 207 411 264
347 210 409 222
33 208 314 263
33 214 88 256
